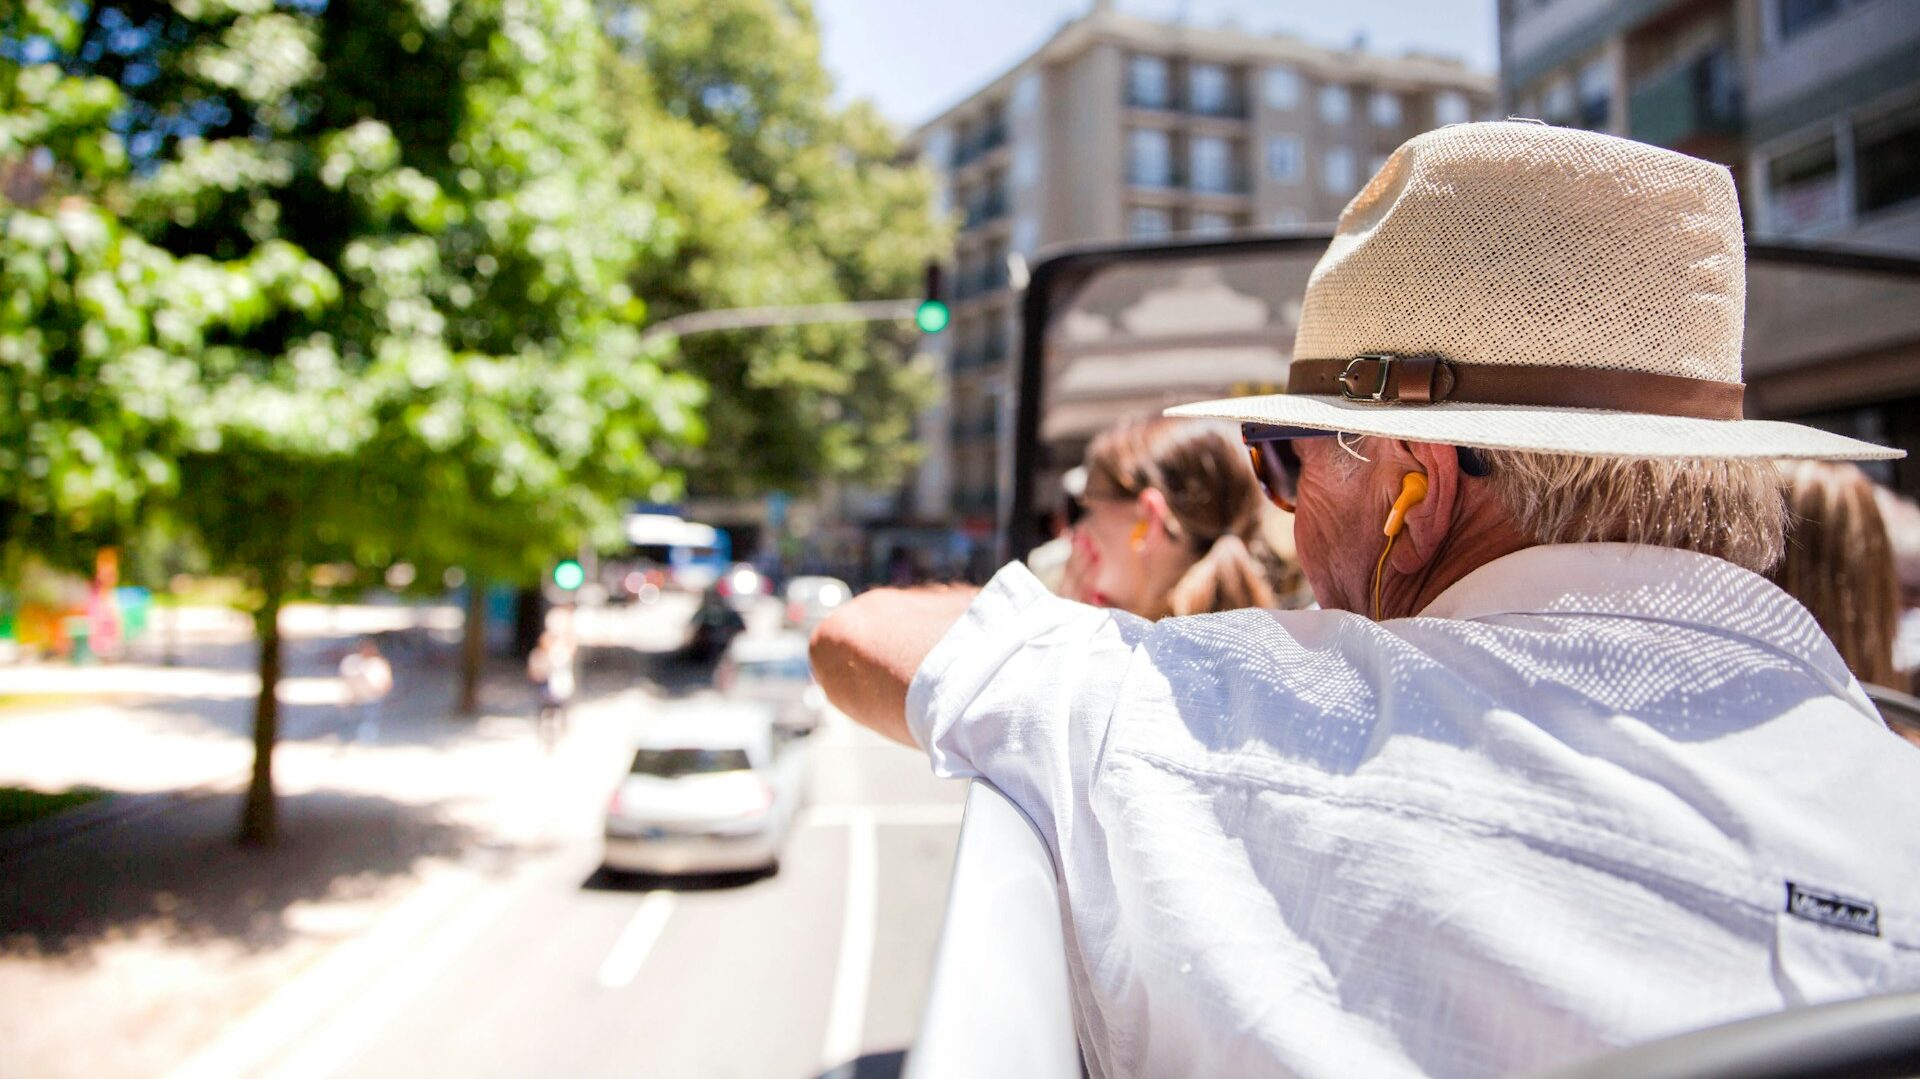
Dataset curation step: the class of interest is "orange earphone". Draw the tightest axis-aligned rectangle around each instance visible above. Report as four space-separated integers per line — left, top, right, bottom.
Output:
1372 473 1429 620
1130 519 1150 550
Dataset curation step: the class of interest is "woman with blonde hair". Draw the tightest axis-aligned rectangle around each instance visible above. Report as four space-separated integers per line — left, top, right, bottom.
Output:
1771 461 1903 693
1061 415 1293 619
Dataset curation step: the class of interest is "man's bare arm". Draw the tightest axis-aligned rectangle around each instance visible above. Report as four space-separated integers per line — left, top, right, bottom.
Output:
808 586 980 746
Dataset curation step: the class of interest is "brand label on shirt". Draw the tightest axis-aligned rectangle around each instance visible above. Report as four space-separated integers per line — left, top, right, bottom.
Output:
1786 882 1879 937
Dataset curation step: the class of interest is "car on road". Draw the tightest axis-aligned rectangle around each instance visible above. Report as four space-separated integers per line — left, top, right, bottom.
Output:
715 631 824 732
782 575 851 631
602 704 807 876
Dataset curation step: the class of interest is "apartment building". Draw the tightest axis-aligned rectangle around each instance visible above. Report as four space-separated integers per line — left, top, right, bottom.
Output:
906 4 1495 534
1500 0 1920 487
1502 0 1920 252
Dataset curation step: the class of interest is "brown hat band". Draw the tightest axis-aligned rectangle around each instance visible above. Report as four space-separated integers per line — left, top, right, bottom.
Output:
1288 355 1746 421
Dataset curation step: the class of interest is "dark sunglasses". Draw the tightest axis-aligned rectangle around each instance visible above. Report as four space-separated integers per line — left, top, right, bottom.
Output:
1240 423 1490 513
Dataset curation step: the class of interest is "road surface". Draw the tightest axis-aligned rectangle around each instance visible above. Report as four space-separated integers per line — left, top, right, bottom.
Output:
170 612 968 1079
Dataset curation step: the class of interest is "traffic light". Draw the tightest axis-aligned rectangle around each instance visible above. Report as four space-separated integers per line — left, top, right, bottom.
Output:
552 559 585 592
915 262 950 334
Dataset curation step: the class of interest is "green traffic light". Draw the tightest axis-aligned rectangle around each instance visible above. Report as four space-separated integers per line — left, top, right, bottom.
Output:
553 559 585 591
914 300 950 334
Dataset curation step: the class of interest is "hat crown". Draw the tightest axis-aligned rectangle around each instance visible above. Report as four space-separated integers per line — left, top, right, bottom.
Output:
1295 122 1746 385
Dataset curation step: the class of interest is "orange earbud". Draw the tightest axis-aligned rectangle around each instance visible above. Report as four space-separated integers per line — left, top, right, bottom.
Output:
1382 472 1429 537
1129 519 1150 550
1373 472 1429 620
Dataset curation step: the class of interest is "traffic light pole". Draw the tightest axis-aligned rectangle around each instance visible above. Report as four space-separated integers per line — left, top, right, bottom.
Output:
638 298 925 344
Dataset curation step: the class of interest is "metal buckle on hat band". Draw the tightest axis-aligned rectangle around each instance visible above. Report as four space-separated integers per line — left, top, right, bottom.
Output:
1340 354 1394 401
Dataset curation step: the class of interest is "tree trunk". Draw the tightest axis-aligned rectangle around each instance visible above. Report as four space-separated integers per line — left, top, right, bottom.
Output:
238 577 284 846
457 577 485 716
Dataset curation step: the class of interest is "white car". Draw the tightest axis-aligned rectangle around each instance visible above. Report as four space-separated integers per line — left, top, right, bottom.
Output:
782 574 852 630
602 704 807 876
715 631 824 732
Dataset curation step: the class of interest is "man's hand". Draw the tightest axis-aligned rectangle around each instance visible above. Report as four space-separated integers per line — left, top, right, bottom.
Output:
808 585 980 746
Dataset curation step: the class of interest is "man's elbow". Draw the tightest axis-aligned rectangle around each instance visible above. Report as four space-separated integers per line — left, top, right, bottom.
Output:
809 590 920 746
807 600 860 703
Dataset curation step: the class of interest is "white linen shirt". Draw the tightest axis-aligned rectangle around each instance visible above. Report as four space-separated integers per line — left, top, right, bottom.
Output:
905 543 1920 1079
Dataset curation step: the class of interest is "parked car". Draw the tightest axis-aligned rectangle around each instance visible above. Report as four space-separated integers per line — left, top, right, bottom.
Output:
716 631 824 732
602 704 807 876
782 575 851 631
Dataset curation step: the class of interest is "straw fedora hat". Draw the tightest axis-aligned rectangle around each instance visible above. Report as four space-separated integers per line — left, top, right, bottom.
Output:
1167 121 1900 461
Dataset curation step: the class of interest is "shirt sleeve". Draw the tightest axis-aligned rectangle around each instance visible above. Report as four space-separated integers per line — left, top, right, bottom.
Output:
905 562 1148 848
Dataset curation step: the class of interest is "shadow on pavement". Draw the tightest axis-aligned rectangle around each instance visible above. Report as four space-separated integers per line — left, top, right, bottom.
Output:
809 1049 908 1079
0 788 492 961
578 864 777 893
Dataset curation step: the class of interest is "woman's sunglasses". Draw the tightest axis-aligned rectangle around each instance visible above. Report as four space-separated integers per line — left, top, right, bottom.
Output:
1240 423 1490 513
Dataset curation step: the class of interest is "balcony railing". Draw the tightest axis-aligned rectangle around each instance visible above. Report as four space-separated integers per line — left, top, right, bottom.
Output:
1189 96 1250 120
954 263 1011 300
963 189 1009 229
1190 166 1251 196
950 415 999 443
952 122 1009 169
950 338 1009 373
1628 48 1742 149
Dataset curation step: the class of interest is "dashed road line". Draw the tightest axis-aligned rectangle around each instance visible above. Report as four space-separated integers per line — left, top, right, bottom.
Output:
595 891 678 989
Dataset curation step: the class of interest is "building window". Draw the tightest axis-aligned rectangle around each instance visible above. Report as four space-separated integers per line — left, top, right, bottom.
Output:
1767 137 1843 231
1775 0 1851 41
1191 135 1235 193
1128 55 1170 109
1857 107 1920 216
1269 206 1305 228
1576 56 1611 129
1193 211 1235 236
1011 142 1039 188
1370 90 1401 127
1264 66 1301 110
1128 206 1173 238
1544 75 1577 126
1190 63 1233 116
1323 147 1356 194
1434 90 1470 126
1127 128 1173 187
1266 135 1303 183
1319 84 1351 125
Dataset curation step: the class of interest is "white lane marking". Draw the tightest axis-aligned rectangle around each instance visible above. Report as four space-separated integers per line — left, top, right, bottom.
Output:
821 809 878 1079
594 891 677 989
804 802 965 828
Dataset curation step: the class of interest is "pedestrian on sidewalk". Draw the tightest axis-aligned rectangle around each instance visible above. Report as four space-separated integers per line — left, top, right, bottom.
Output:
527 629 576 749
339 639 394 743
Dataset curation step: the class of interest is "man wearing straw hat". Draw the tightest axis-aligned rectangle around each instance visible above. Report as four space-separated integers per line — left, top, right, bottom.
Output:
811 123 1920 1077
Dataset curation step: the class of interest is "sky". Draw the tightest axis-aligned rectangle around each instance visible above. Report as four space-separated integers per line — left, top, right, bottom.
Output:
814 0 1500 130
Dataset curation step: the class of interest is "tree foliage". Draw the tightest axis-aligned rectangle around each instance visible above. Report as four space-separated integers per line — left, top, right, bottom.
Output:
3 0 703 841
607 0 951 496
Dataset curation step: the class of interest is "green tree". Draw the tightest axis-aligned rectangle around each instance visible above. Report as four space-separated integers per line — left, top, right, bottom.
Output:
5 0 702 843
607 0 951 497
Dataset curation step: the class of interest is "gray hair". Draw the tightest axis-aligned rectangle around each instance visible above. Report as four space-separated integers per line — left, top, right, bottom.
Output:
1479 450 1785 575
1325 439 1786 575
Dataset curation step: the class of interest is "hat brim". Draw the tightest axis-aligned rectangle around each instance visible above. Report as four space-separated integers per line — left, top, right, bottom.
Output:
1166 393 1903 461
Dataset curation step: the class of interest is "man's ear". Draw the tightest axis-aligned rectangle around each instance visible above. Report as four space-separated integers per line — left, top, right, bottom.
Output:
1389 440 1460 573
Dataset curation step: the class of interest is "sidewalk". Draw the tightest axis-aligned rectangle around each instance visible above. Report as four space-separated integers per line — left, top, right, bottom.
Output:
0 600 694 1079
